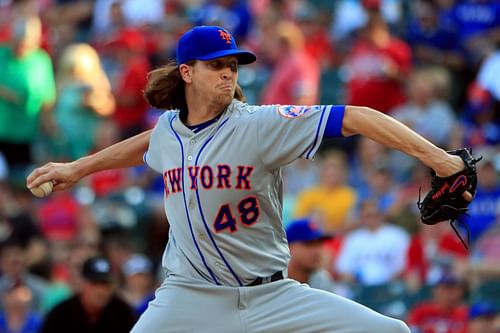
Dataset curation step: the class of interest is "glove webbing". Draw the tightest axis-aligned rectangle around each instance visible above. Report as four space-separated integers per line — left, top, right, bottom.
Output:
418 188 470 250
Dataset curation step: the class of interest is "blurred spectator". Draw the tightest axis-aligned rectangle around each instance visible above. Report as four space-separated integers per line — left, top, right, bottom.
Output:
260 21 320 105
466 222 500 289
91 1 127 44
0 185 41 250
92 0 165 35
85 119 130 200
405 223 468 294
119 254 155 316
40 256 136 333
405 0 466 107
150 18 187 68
0 238 49 314
407 273 468 333
283 159 319 198
459 82 500 149
330 0 403 44
0 281 42 333
56 239 101 294
101 230 137 278
37 190 98 270
294 150 357 233
38 265 73 315
0 15 56 172
286 216 353 298
335 198 410 286
52 43 115 160
406 0 465 71
468 301 498 333
294 2 336 69
389 66 457 183
42 1 94 51
192 0 252 41
105 28 151 139
286 218 335 290
0 0 499 329
388 162 430 232
247 0 298 21
444 0 500 65
477 50 500 101
392 67 457 148
282 159 319 226
343 5 411 113
348 137 387 193
357 158 399 215
459 151 500 243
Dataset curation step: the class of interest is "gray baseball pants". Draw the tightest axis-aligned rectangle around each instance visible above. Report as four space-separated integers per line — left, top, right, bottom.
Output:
131 276 410 333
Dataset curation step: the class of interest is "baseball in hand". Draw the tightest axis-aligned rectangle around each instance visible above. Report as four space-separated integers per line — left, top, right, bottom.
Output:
30 181 54 198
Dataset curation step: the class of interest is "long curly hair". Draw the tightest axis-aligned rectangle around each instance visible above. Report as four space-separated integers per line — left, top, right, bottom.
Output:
143 60 246 114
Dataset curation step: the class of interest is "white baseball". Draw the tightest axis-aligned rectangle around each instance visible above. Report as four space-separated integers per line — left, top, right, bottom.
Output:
30 181 54 198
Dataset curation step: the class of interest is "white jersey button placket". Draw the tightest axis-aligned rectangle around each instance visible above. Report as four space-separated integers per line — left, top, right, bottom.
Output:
186 137 195 211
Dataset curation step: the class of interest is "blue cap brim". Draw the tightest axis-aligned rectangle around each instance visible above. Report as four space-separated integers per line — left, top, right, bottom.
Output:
196 49 256 65
288 233 333 244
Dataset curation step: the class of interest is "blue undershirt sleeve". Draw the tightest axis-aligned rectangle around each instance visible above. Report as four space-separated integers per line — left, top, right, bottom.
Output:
323 105 346 139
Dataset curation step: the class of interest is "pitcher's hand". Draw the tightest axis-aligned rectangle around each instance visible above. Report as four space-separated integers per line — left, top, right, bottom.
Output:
27 161 83 192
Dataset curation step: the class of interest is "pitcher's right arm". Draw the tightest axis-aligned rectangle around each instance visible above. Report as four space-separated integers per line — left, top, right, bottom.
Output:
27 129 152 192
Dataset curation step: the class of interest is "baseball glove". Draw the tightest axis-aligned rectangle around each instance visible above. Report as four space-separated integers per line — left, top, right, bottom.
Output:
417 148 482 248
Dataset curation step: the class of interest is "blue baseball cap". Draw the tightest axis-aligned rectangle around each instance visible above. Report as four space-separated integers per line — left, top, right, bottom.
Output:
469 301 498 320
434 272 462 286
286 218 333 244
176 26 256 65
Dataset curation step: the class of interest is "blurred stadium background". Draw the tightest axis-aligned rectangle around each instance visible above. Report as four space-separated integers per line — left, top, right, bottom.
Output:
0 0 500 332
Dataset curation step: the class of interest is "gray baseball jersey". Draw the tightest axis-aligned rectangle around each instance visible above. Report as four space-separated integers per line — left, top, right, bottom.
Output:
136 100 411 333
145 99 337 286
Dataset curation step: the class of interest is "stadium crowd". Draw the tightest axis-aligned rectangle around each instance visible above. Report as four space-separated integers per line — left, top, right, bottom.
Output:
0 0 500 332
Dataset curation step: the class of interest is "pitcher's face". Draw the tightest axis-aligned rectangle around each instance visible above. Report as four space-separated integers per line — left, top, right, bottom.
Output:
182 56 239 108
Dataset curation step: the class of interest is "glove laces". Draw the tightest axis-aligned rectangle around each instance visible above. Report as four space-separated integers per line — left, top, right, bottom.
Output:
450 218 470 250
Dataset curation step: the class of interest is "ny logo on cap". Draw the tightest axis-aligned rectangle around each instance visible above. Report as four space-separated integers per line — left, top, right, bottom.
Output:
218 29 232 44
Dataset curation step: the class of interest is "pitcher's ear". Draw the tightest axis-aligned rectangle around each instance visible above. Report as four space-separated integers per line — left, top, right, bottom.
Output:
179 64 192 84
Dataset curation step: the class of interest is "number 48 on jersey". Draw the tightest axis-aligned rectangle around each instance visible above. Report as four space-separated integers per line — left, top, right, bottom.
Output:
213 196 260 233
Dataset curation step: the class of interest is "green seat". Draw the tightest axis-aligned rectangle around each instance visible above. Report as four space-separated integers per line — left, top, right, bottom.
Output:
470 280 500 308
319 68 345 105
354 282 409 319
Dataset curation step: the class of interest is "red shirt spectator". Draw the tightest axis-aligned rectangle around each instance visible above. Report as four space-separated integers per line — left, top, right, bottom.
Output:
86 120 128 198
261 51 320 105
345 11 411 113
405 223 468 292
261 21 320 105
38 193 82 242
107 28 151 138
295 3 336 69
406 227 468 284
89 169 127 198
112 56 150 134
408 303 468 333
408 274 468 333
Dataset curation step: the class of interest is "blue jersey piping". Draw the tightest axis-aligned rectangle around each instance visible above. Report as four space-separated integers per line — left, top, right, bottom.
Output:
306 105 328 159
193 118 244 286
169 114 220 285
